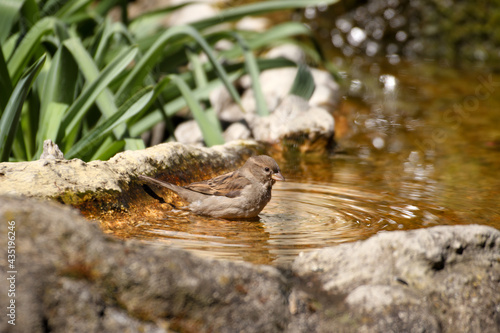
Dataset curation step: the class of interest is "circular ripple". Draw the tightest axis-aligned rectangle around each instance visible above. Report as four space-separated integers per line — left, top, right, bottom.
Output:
120 179 447 265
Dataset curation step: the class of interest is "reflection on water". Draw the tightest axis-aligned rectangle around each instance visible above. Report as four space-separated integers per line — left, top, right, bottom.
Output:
107 159 474 265
105 63 500 265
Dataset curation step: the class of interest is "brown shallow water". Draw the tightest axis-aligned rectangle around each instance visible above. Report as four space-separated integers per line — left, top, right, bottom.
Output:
104 62 500 265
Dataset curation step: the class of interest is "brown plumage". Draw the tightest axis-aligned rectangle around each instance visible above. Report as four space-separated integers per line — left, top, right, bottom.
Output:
138 155 285 219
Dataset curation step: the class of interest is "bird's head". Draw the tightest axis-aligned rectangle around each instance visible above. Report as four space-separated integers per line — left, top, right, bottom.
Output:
244 155 285 186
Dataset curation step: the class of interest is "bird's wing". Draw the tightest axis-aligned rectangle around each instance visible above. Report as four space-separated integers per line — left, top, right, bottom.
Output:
184 171 250 198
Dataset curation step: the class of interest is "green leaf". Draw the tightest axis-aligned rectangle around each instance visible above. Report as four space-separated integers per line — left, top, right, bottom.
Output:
232 32 269 116
129 70 241 137
289 64 315 101
36 45 79 154
1 32 18 61
90 19 137 69
124 138 145 151
129 57 296 137
169 74 224 147
54 0 92 19
42 0 70 16
0 40 12 112
191 0 340 31
65 87 153 159
91 19 128 68
219 22 312 59
59 41 138 141
0 55 46 162
0 0 23 44
94 0 122 17
11 120 27 161
20 88 40 159
130 1 197 23
62 37 120 121
186 46 208 88
7 17 56 85
21 0 40 28
41 102 68 142
116 25 242 111
88 136 124 161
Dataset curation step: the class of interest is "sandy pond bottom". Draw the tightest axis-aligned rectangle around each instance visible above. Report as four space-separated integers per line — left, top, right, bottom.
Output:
101 63 500 265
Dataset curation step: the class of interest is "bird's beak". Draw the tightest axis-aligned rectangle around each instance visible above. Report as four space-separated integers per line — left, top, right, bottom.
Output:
272 172 285 182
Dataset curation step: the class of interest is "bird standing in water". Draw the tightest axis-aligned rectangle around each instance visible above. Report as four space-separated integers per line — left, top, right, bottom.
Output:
139 155 285 219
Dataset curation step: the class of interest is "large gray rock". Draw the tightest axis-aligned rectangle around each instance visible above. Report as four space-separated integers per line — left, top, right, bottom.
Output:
292 225 500 333
0 196 288 333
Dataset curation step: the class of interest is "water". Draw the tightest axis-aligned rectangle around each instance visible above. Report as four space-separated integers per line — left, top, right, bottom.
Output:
102 61 500 265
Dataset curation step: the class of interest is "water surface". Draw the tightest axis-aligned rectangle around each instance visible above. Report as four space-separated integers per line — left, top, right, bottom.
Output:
105 62 500 265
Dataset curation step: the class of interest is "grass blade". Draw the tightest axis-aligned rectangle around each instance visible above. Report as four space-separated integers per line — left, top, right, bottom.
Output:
54 0 92 19
169 74 224 147
232 32 269 116
36 45 79 155
124 138 145 151
59 42 138 140
41 0 70 16
0 40 12 112
130 1 197 23
88 136 124 161
20 89 39 159
62 37 121 121
7 17 56 85
65 87 153 159
21 0 40 29
186 46 208 88
192 0 340 31
42 101 68 142
130 71 241 137
117 25 242 111
0 55 46 161
219 22 312 59
0 0 23 44
129 57 296 136
289 64 315 100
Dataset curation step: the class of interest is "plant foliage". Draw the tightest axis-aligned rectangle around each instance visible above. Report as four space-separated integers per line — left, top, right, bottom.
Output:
0 0 338 162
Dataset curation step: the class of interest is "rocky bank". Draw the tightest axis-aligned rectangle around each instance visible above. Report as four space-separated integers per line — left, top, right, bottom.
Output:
0 194 498 332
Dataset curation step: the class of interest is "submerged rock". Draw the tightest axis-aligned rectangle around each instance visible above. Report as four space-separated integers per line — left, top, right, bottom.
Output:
1 194 498 333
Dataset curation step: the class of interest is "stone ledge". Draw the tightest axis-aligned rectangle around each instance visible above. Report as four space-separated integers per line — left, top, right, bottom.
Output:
0 140 263 207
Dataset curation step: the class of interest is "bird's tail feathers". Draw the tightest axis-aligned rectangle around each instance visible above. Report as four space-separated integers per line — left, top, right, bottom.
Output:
138 175 177 191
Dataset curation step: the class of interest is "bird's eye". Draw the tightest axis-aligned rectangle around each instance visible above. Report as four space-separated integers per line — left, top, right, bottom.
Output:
264 167 270 172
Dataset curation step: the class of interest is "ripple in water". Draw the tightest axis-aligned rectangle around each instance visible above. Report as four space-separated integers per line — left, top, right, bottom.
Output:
111 177 448 265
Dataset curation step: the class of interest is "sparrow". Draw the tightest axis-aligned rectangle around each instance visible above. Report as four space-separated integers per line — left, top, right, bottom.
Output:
138 155 285 219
